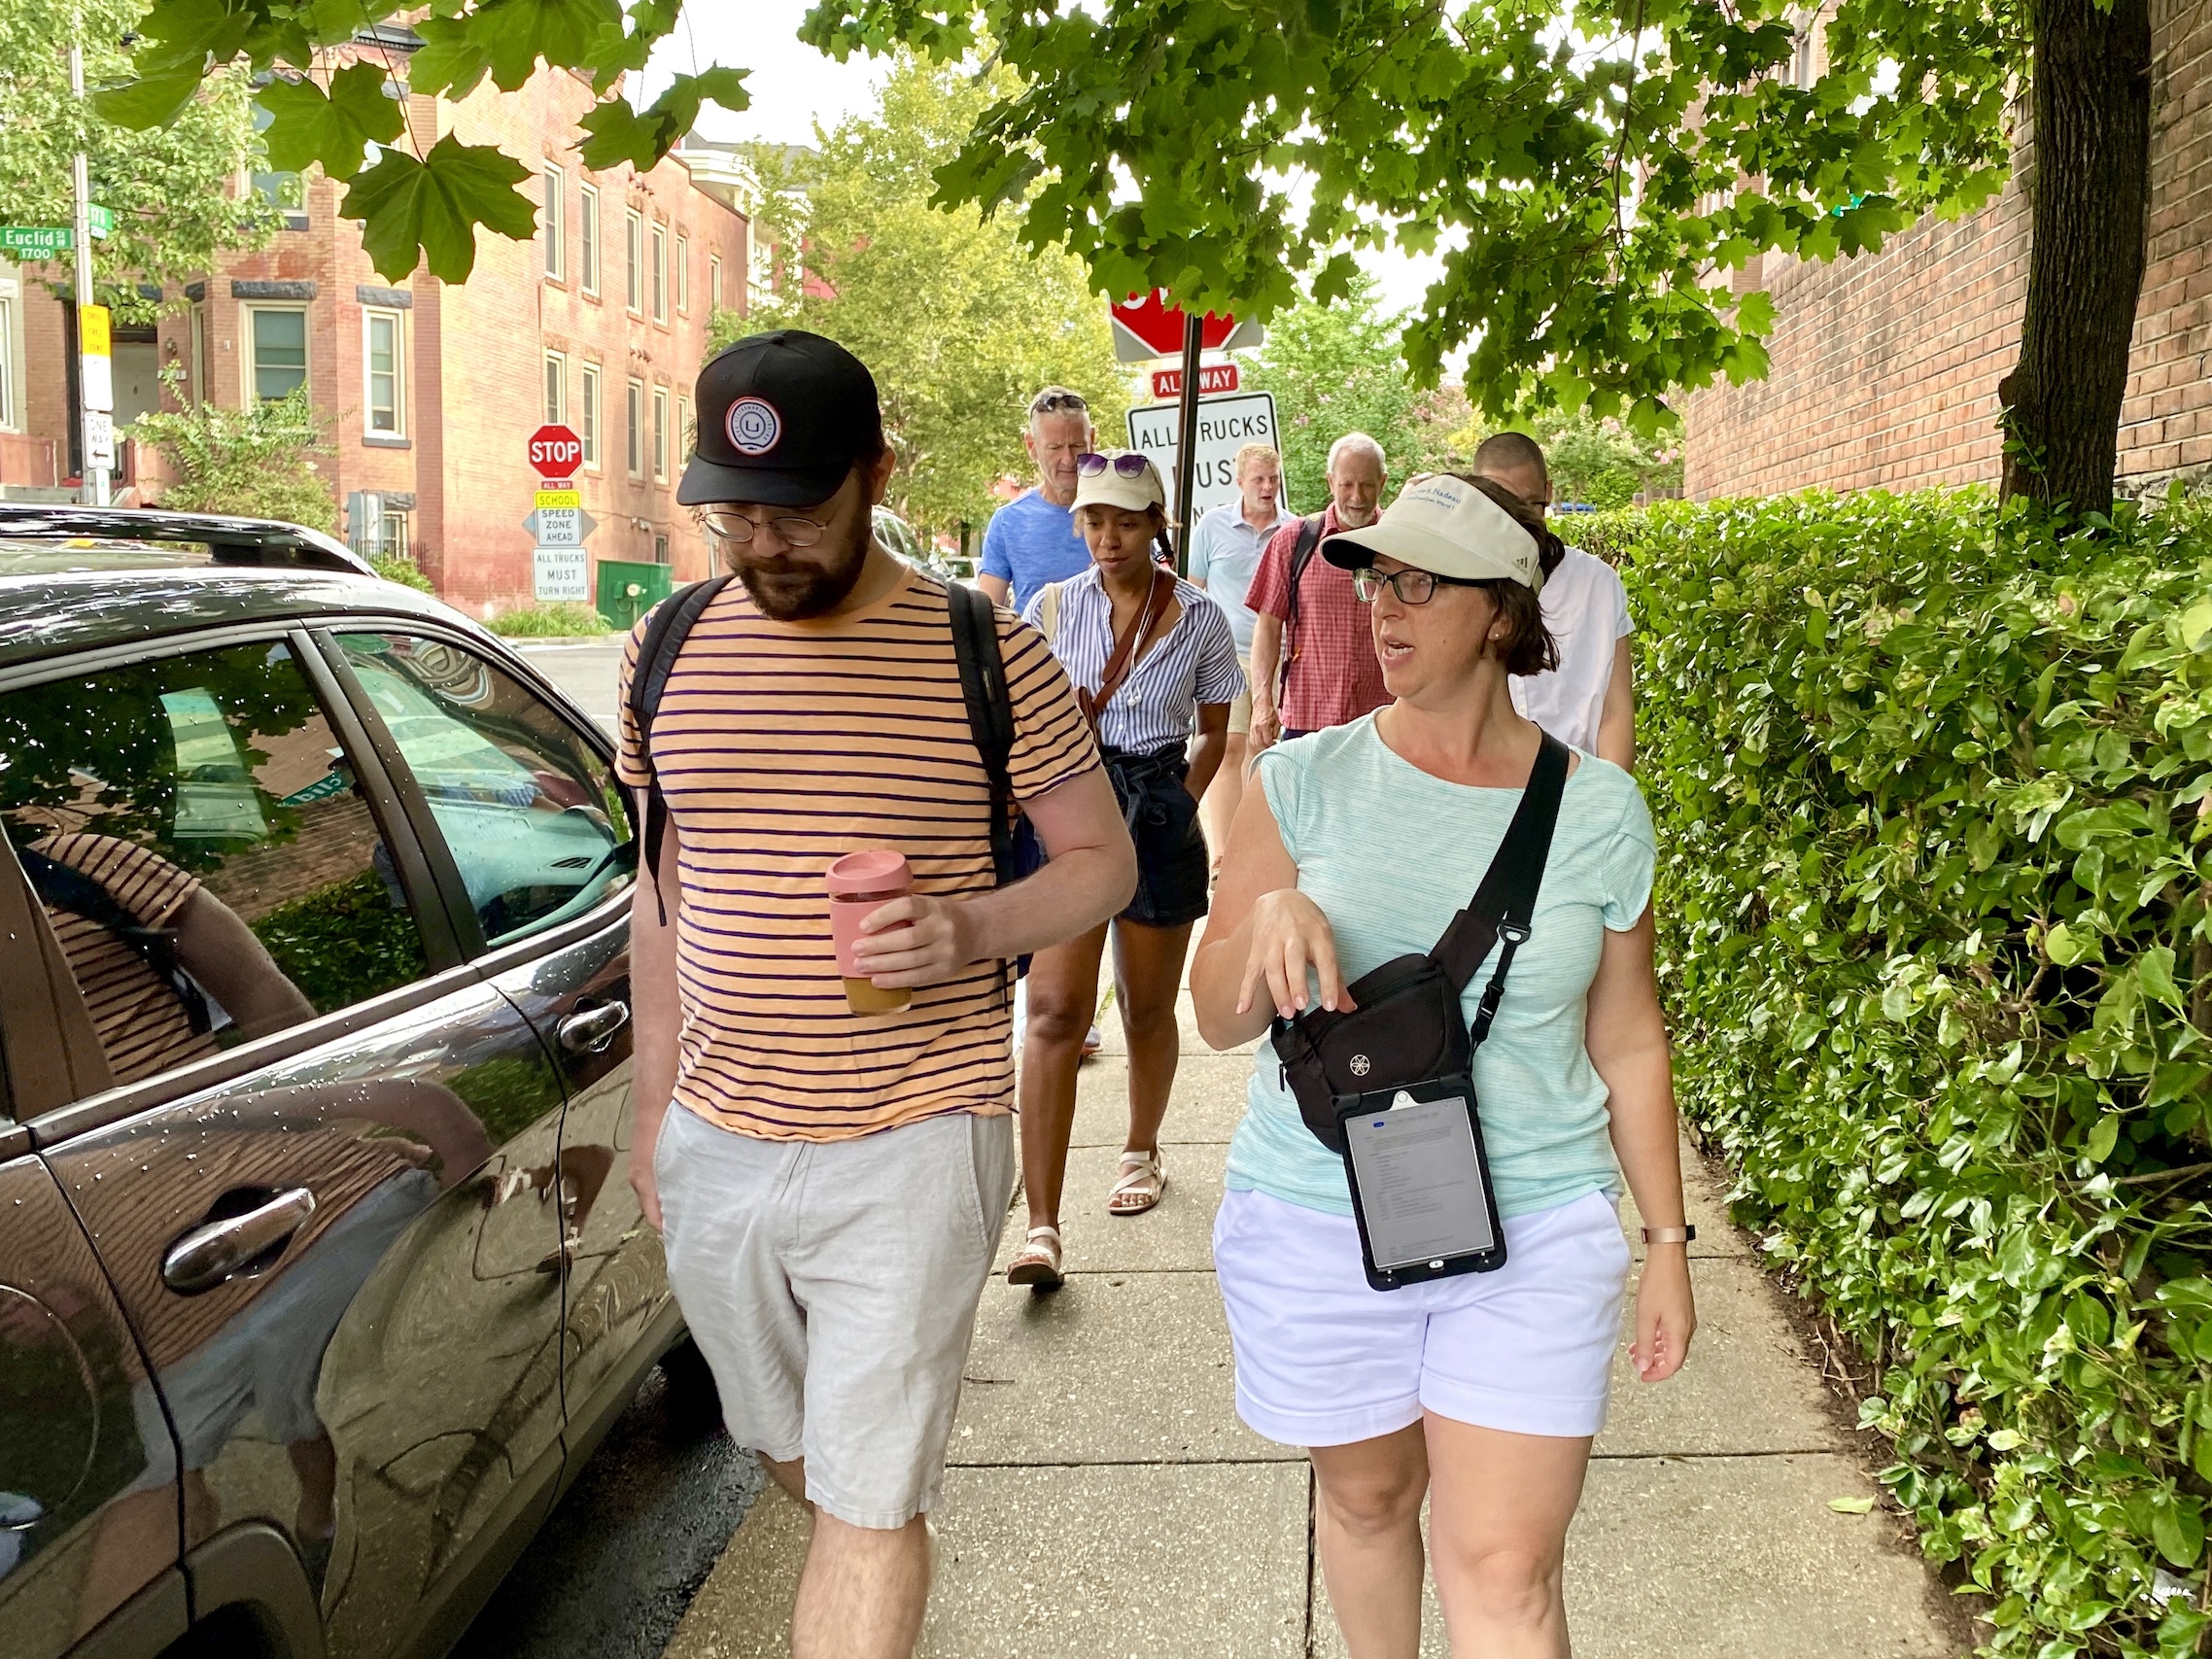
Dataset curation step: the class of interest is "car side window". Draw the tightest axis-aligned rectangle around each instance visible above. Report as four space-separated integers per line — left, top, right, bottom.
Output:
0 639 432 1095
335 633 634 948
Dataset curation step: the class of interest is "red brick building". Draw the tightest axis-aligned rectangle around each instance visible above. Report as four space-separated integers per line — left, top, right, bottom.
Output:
0 30 763 613
1681 0 2211 501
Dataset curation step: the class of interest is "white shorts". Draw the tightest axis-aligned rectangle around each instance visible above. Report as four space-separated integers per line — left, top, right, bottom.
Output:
1213 1186 1630 1446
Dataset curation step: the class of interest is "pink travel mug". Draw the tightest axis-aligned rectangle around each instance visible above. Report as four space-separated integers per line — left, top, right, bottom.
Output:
827 850 913 1013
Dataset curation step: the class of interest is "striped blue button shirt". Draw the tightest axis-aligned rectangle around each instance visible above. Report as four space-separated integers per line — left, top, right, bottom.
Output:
1021 567 1248 754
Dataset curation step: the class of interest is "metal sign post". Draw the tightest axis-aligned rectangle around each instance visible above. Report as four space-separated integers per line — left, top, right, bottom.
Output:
69 42 108 505
1172 312 1203 573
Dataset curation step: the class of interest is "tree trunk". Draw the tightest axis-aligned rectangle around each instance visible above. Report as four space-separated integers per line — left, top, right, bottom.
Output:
1997 0 2154 518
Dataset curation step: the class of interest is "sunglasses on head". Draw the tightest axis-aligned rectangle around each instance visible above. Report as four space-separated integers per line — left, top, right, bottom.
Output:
1077 453 1153 478
1029 390 1089 416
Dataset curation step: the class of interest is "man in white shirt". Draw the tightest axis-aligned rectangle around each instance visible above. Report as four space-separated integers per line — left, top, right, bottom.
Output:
1473 432 1637 768
1187 442 1296 860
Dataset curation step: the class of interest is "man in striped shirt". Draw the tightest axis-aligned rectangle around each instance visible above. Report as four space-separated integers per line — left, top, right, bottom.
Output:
621 331 1135 1659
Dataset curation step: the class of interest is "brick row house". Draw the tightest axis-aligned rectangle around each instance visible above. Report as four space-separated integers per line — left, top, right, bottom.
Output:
0 29 767 612
1682 0 2212 501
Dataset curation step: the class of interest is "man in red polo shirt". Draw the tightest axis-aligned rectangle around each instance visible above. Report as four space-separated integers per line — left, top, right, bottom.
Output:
1246 432 1390 747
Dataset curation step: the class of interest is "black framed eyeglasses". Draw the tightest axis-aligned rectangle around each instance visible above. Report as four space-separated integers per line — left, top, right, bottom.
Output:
694 507 829 548
1029 389 1089 416
1352 567 1484 605
1077 452 1153 479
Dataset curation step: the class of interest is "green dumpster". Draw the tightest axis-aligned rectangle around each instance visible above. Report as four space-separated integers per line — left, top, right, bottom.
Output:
596 559 674 632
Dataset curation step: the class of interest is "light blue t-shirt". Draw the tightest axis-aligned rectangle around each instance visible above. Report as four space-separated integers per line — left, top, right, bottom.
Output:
1224 718 1657 1220
979 488 1091 612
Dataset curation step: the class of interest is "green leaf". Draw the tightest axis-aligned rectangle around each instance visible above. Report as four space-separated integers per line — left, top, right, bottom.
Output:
408 15 492 100
467 0 624 90
2139 944 2183 1009
576 67 750 173
2044 921 2100 967
337 134 535 283
2084 1114 2120 1164
2154 1497 2203 1569
91 70 207 130
1829 1496 1876 1514
256 63 404 180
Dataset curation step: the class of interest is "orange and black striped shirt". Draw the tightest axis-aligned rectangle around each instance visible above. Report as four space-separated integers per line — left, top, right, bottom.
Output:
615 569 1098 1141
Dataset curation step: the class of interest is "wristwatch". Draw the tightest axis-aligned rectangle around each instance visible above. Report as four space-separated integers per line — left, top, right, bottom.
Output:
1641 1225 1697 1244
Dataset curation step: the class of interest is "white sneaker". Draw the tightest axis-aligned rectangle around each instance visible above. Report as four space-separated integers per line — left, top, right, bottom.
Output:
1082 1023 1102 1055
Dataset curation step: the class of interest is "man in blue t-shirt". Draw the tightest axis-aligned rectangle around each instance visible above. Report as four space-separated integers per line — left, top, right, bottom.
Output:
977 387 1095 613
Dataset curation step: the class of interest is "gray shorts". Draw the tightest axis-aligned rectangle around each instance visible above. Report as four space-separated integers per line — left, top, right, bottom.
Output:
655 1103 1016 1529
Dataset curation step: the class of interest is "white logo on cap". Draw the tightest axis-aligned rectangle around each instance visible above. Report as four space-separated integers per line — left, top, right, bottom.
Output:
726 397 781 456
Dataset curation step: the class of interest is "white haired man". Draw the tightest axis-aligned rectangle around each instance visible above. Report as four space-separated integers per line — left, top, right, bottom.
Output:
1188 441 1296 860
1245 432 1389 749
977 387 1096 614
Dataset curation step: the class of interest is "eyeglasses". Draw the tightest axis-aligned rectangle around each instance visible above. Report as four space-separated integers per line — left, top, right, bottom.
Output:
694 507 829 548
1028 389 1089 416
1353 567 1485 605
1078 452 1153 478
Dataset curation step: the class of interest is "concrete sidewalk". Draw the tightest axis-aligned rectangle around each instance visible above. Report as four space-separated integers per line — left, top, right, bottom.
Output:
665 1001 1971 1658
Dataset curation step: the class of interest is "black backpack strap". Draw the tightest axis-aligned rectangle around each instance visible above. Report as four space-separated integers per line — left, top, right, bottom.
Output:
1278 513 1326 695
946 580 1018 885
629 574 735 924
1431 733 1572 1043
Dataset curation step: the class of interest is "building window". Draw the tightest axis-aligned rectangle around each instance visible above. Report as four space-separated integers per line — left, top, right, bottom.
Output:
0 295 14 429
652 533 670 564
578 183 600 295
249 103 307 220
363 308 404 435
188 302 208 405
651 386 670 483
626 209 643 313
626 377 644 478
543 350 567 427
542 163 565 280
246 305 307 401
580 363 601 469
650 224 668 325
676 393 691 467
708 253 721 310
381 509 410 562
676 233 689 313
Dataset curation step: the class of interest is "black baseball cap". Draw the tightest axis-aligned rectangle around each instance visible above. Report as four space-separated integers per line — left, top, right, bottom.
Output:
678 329 884 508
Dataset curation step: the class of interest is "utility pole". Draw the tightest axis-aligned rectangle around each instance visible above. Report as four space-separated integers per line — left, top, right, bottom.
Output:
69 41 111 506
1171 309 1203 573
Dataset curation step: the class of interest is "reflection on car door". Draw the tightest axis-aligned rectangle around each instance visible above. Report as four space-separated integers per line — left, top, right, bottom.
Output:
0 635 570 1659
324 631 670 1439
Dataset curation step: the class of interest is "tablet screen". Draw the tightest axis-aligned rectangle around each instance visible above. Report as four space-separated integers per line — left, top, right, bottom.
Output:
1342 1094 1496 1269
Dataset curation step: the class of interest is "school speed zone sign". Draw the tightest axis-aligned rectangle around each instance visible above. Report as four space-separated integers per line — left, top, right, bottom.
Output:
1126 392 1280 524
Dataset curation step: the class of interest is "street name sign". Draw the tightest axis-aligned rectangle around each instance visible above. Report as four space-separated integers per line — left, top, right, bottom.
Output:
1151 363 1240 400
528 423 584 477
534 547 590 602
1 226 72 258
1126 392 1281 523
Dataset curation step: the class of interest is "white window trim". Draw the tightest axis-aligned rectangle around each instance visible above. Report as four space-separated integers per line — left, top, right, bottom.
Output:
543 162 566 282
187 302 208 409
676 232 689 313
362 306 405 437
0 294 19 431
651 386 670 483
243 302 310 403
627 377 645 478
578 182 601 297
625 209 643 315
580 362 602 470
543 349 568 428
708 253 721 312
650 223 669 325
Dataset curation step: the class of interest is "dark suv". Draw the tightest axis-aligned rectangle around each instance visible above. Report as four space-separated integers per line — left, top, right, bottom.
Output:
0 509 672 1659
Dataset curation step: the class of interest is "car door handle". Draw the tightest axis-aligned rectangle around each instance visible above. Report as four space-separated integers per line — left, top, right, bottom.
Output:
162 1187 317 1296
558 1000 631 1054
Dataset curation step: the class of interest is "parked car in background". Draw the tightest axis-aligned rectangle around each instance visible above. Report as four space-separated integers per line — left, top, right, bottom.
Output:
0 507 680 1659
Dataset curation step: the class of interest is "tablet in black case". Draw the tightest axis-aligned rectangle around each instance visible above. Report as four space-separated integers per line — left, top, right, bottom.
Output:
1337 1078 1509 1291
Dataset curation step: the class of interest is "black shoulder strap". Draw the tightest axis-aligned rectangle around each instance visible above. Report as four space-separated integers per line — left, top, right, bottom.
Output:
1432 733 1572 1041
630 574 735 921
1279 513 1327 684
946 580 1018 886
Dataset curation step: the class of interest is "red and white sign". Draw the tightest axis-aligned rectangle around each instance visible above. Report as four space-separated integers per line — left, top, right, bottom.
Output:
528 423 584 479
1110 292 1258 361
1151 363 1240 400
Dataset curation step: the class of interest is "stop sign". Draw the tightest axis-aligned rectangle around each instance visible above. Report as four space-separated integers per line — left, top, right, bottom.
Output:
529 424 583 477
1110 292 1241 359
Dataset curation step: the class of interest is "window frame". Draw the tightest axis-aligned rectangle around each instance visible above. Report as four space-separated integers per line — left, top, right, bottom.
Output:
188 301 209 408
708 253 721 312
676 232 689 313
363 306 405 437
579 362 602 470
543 349 567 428
650 223 668 325
625 209 643 314
244 302 309 402
542 162 566 282
626 377 644 478
578 182 601 296
651 385 670 484
0 293 15 430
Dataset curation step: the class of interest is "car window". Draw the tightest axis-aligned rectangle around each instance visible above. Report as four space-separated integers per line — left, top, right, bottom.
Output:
335 633 634 948
0 639 432 1095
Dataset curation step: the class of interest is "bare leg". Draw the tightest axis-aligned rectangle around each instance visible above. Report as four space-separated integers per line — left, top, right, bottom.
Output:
1201 731 1249 866
1110 918 1194 1160
1310 1425 1430 1659
1424 1412 1592 1658
790 1509 933 1659
760 1451 811 1505
1017 924 1108 1232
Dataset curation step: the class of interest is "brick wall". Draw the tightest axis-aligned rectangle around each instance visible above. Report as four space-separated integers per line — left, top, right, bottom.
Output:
1682 0 2212 500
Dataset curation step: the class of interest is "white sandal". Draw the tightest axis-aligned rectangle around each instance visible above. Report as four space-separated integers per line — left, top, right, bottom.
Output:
1108 1151 1166 1217
1006 1225 1064 1290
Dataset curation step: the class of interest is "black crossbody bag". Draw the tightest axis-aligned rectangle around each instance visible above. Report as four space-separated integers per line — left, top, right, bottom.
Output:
1269 734 1569 1289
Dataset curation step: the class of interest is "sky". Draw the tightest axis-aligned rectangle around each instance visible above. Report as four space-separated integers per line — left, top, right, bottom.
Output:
644 0 1448 322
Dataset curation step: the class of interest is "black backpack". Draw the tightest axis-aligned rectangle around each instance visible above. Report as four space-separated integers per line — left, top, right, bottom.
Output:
1275 514 1327 701
624 574 1020 922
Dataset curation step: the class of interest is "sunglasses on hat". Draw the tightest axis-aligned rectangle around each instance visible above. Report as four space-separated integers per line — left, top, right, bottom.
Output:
1078 453 1153 478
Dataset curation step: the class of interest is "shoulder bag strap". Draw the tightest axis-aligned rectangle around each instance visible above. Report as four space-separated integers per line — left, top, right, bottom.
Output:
629 573 735 923
947 580 1018 890
1278 514 1326 700
1431 732 1572 1042
1037 579 1062 643
1078 567 1170 734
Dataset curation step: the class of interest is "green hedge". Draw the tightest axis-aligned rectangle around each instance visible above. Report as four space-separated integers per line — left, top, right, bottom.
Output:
1589 489 2212 1657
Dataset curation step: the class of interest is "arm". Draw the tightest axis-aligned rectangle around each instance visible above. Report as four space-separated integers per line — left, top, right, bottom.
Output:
1585 905 1694 1382
1184 704 1231 802
854 765 1136 985
171 887 316 1040
1189 775 1348 1049
1248 611 1284 751
977 572 1012 607
1597 635 1636 771
626 802 682 1230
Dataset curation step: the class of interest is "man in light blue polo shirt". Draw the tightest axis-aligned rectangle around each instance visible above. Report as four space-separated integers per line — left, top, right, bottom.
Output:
1188 440 1295 860
977 387 1095 613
